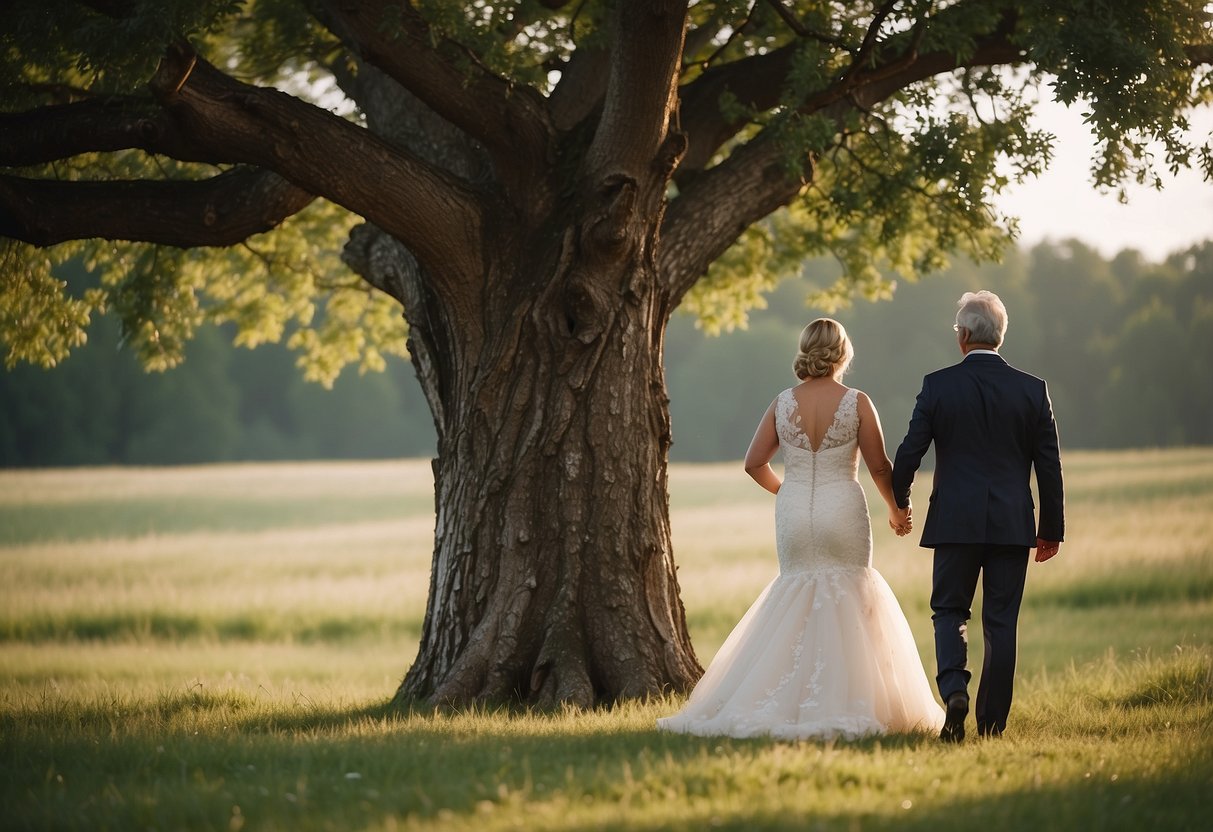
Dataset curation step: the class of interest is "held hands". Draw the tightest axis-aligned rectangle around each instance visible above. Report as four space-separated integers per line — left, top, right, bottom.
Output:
1035 537 1061 562
889 503 913 537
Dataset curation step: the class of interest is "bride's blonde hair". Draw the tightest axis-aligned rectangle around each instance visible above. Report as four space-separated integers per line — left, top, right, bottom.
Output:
793 318 854 380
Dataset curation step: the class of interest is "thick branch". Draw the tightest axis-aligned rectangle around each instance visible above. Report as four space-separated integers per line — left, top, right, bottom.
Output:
850 34 1023 111
146 43 485 284
0 167 313 248
313 0 551 186
585 0 689 178
0 96 225 167
1186 43 1213 66
660 132 805 304
549 44 611 132
344 62 495 190
677 43 799 174
684 19 728 61
663 25 1027 301
676 4 1016 178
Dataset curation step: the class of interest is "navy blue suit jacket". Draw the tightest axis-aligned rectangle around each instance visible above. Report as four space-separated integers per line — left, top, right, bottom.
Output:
892 353 1065 549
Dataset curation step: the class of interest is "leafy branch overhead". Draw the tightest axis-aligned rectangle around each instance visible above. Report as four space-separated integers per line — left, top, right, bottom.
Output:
1 0 1211 371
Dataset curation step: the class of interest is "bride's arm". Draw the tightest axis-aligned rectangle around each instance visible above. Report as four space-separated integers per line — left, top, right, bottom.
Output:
744 398 781 494
857 392 911 532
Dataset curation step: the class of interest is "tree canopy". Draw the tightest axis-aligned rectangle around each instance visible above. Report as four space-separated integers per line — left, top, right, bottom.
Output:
3 0 1210 374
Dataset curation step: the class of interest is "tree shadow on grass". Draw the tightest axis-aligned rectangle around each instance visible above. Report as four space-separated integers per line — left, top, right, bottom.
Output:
1 691 943 829
545 762 1213 831
4 687 1211 831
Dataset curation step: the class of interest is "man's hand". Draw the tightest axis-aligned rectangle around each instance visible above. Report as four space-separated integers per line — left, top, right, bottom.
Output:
889 504 913 536
1035 538 1061 562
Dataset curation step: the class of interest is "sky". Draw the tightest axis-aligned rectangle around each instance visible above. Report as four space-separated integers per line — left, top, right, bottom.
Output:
992 96 1213 262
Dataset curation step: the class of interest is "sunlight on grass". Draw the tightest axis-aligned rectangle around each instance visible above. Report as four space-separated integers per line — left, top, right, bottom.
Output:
2 650 1209 831
1 448 1211 829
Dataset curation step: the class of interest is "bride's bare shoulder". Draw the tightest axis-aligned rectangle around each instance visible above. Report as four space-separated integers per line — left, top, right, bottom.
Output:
850 388 879 415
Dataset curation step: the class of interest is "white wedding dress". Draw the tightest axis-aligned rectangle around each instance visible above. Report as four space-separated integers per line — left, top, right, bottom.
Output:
658 387 945 740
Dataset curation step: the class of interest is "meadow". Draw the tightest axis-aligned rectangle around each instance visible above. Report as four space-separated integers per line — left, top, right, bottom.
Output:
1 448 1211 830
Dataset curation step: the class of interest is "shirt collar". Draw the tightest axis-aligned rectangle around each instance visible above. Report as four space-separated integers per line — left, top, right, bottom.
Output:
966 349 1000 356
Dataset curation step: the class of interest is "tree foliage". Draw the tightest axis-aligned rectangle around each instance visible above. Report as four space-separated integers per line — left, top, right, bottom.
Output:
2 0 1210 370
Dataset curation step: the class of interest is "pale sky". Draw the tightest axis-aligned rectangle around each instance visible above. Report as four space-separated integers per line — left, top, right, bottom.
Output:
992 96 1213 261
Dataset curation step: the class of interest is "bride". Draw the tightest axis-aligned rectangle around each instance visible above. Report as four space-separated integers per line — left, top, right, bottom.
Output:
658 318 944 740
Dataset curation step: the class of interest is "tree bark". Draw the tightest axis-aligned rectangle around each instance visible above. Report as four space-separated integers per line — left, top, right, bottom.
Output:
0 168 313 248
392 191 702 707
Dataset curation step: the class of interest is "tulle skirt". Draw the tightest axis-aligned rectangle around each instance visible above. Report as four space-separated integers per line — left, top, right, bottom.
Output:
658 566 945 741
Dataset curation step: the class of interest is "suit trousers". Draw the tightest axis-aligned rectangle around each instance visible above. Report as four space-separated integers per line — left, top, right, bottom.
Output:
931 543 1030 735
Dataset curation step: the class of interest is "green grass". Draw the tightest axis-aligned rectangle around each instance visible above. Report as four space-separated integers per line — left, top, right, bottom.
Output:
3 653 1210 831
0 460 435 546
2 448 1212 830
0 493 432 546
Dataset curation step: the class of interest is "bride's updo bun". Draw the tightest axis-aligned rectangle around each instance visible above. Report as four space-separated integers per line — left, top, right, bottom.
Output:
793 318 854 380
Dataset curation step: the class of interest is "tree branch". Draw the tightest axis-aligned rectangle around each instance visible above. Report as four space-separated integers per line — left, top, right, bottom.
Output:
663 18 1027 301
675 4 1010 179
761 0 850 50
0 167 313 248
584 0 689 179
342 62 495 190
846 0 899 79
660 131 806 304
0 96 225 167
683 18 728 62
548 44 611 132
312 0 551 188
145 42 485 286
677 43 799 175
849 30 1023 111
1186 42 1213 66
692 2 759 72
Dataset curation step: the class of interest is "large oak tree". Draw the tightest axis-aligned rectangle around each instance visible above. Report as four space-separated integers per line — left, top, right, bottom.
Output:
2 0 1211 707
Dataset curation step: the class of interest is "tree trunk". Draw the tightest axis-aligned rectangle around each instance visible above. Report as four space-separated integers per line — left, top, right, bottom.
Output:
332 30 703 706
392 189 703 707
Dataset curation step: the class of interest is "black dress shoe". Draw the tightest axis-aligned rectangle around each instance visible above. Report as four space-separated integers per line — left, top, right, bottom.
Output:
940 692 969 743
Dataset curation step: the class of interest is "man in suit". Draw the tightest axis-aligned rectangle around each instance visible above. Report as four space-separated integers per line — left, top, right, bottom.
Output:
893 290 1064 743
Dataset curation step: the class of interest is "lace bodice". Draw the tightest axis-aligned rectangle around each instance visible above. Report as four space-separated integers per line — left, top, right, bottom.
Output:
776 387 860 480
773 386 870 574
775 386 859 452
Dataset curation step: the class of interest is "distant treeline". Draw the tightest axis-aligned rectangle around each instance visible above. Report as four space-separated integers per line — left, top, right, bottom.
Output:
2 239 1210 466
0 314 436 466
667 239 1213 459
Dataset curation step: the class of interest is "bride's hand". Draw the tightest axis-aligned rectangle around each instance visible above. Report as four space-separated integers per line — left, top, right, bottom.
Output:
888 505 912 536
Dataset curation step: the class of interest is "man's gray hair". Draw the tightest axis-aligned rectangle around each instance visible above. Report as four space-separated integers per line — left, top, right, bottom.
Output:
955 290 1008 347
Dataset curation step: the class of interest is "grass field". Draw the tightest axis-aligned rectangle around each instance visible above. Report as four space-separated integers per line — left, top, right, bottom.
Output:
2 449 1212 830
